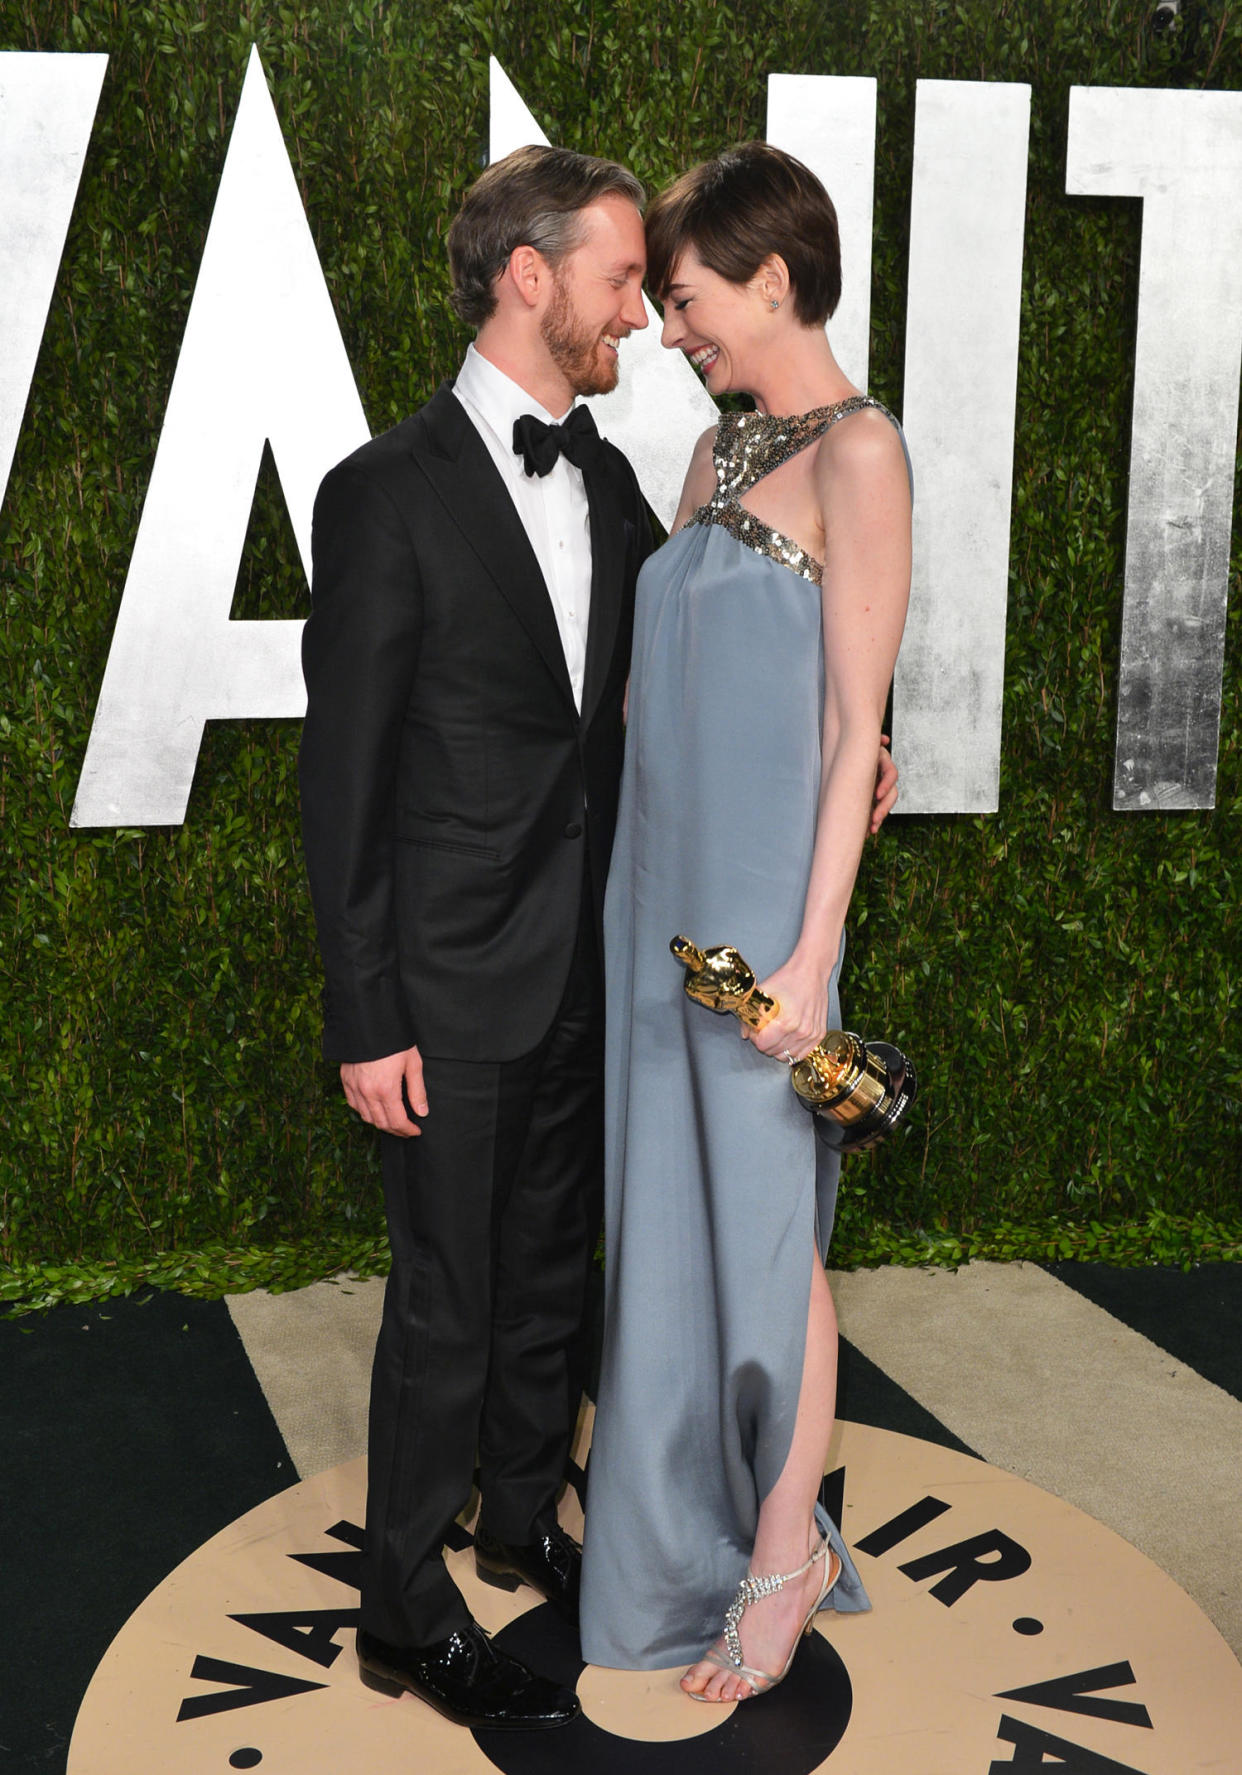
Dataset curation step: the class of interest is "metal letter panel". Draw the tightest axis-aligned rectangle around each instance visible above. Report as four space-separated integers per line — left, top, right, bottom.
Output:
893 80 1031 813
0 52 107 510
1067 87 1242 811
766 73 878 392
70 48 370 827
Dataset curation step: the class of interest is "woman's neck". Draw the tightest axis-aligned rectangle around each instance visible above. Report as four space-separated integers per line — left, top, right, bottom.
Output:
745 330 857 417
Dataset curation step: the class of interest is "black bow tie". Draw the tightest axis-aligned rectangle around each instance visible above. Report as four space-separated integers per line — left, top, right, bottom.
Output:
513 406 600 478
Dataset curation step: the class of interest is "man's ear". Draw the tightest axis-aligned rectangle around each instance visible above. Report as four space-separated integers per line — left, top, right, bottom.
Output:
503 243 546 311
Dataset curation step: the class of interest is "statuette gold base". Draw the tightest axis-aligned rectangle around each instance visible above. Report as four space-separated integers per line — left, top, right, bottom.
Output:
670 934 917 1152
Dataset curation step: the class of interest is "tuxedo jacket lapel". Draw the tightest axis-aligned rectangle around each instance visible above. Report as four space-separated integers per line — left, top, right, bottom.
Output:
410 383 577 712
579 451 629 733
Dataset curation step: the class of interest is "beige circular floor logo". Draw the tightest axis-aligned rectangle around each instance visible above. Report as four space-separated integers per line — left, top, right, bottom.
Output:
69 1421 1242 1773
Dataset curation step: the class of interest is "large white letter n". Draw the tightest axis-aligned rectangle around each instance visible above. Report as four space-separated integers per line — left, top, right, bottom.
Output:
71 47 369 828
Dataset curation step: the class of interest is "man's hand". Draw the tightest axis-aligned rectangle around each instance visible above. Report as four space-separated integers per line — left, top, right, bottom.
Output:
340 1045 428 1136
870 734 899 834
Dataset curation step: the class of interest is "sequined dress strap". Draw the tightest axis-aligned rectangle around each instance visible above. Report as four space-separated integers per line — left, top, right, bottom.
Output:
685 395 893 586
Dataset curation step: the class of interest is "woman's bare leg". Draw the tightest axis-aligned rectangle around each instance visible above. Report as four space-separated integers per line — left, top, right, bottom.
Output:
682 1255 838 1701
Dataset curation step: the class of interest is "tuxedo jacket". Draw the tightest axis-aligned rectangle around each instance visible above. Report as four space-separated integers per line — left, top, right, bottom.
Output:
299 382 654 1065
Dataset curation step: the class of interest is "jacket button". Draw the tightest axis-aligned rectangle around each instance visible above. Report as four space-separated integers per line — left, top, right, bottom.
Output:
564 822 583 839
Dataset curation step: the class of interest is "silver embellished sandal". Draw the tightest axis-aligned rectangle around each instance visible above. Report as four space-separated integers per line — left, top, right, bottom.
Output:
685 1532 843 1701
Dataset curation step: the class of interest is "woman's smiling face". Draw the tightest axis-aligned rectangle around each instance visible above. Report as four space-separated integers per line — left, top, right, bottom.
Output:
658 246 777 395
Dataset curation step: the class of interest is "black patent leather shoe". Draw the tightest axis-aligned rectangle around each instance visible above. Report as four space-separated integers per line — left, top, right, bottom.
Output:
474 1520 582 1623
356 1623 578 1729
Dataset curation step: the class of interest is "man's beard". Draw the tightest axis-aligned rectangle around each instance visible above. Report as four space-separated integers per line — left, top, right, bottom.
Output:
541 272 619 397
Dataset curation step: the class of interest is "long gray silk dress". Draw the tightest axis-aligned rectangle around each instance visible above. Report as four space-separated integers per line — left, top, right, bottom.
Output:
580 399 900 1670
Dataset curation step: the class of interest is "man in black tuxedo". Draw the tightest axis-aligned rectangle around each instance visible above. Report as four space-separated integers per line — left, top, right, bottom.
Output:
300 145 652 1731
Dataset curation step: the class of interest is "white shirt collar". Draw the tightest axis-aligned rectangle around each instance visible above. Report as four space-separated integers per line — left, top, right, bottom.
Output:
455 342 577 444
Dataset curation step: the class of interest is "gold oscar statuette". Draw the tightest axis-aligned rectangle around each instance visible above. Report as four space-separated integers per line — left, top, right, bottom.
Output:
670 934 917 1152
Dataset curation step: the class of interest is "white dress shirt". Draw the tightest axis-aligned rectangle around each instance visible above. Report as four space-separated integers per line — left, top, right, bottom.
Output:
454 344 593 710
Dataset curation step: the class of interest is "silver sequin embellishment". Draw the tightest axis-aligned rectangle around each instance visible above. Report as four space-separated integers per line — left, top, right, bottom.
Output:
685 396 892 585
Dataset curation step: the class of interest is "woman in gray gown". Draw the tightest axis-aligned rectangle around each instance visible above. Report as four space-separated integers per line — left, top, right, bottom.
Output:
579 143 913 1701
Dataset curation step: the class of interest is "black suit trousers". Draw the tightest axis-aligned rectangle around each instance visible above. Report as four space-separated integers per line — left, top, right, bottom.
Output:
359 889 604 1647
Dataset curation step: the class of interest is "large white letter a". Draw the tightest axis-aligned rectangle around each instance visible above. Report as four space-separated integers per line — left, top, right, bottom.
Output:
71 47 369 827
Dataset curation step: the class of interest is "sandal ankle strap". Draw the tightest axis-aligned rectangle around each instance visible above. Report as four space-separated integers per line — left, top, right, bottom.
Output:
722 1535 828 1669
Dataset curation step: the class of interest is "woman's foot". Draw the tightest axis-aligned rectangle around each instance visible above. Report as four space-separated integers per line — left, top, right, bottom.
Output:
680 1534 839 1703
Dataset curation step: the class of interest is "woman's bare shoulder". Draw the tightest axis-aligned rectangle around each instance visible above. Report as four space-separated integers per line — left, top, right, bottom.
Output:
670 423 721 532
814 403 908 499
688 421 720 472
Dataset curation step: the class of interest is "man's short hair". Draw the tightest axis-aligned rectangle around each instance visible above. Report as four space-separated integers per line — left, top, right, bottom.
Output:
448 144 645 327
645 141 841 328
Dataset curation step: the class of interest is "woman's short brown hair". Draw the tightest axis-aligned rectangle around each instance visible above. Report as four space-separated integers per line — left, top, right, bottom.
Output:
448 145 645 327
645 142 841 328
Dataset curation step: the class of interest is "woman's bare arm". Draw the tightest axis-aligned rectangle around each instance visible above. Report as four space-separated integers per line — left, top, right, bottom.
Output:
747 409 912 1059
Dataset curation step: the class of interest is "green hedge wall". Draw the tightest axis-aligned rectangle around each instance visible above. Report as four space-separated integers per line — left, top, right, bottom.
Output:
1 0 1239 1283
